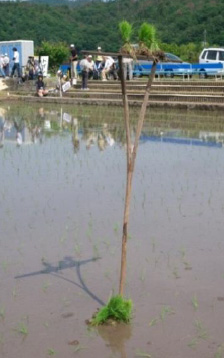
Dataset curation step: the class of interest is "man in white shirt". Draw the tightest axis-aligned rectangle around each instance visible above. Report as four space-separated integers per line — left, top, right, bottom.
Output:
79 55 94 90
101 56 115 81
11 47 21 78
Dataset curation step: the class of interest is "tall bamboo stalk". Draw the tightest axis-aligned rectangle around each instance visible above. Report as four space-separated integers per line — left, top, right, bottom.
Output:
118 56 157 296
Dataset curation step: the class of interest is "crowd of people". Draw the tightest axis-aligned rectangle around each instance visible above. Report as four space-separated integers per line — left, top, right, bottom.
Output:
0 44 134 97
69 44 133 90
0 48 22 79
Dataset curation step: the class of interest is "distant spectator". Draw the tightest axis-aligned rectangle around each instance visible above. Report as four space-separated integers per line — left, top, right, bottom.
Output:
3 54 9 77
70 44 78 79
24 55 36 80
36 74 48 97
96 46 103 69
123 57 133 80
79 55 94 90
0 55 5 78
101 56 117 81
11 47 21 78
87 55 95 79
56 70 68 93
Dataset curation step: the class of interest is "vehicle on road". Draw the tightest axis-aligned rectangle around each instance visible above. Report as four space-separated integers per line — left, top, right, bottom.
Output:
199 48 224 64
198 48 224 77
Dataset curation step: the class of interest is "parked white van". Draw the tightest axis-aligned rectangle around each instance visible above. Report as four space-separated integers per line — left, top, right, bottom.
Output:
199 48 224 63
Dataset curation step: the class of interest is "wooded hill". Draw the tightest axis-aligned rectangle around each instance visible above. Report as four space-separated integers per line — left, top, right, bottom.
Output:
0 0 223 54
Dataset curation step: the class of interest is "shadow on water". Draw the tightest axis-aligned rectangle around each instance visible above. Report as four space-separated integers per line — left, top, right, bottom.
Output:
15 256 105 306
97 323 132 358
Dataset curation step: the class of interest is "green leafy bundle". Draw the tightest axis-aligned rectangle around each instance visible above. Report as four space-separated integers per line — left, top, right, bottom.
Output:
119 21 133 44
91 295 133 326
138 23 159 51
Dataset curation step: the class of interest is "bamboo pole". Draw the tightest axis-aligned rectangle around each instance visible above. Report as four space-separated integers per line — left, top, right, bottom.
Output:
118 58 157 296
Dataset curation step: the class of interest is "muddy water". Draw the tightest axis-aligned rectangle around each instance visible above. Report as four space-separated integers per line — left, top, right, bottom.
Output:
0 103 224 358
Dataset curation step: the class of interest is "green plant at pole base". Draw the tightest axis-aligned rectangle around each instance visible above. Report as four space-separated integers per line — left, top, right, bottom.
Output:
90 295 133 326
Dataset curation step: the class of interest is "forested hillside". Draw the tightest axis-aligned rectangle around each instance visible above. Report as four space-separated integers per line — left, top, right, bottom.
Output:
0 0 223 55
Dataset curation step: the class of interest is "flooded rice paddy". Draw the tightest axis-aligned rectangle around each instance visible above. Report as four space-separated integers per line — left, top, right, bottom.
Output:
0 103 224 358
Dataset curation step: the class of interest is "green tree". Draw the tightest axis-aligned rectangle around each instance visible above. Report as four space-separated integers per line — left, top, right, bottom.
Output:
36 41 70 70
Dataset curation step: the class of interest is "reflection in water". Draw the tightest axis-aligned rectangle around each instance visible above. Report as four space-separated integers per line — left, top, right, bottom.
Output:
97 323 132 358
0 104 224 150
71 117 80 153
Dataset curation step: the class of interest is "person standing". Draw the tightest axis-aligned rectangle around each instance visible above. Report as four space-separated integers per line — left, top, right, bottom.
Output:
25 55 35 80
70 44 78 80
79 55 94 90
123 57 133 80
11 47 21 78
0 55 6 78
3 53 10 77
96 46 103 69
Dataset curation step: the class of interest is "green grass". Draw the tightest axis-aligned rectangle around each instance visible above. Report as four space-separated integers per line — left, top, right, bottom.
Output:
90 295 133 326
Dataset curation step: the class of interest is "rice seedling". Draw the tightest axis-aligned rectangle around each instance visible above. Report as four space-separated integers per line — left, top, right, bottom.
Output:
92 243 100 259
42 281 51 293
179 247 186 259
188 337 199 349
16 322 28 336
151 237 156 252
104 270 112 280
109 247 116 256
191 295 199 311
154 257 159 268
74 243 81 256
128 233 132 240
47 348 56 356
59 233 66 244
160 306 174 322
102 238 110 248
0 307 5 320
90 295 133 326
12 287 17 298
135 349 151 357
172 266 180 279
119 20 133 45
73 344 87 353
194 320 209 340
139 269 146 282
138 23 159 51
149 318 158 327
215 344 224 358
86 226 92 240
183 260 192 270
1 261 8 272
113 222 119 234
